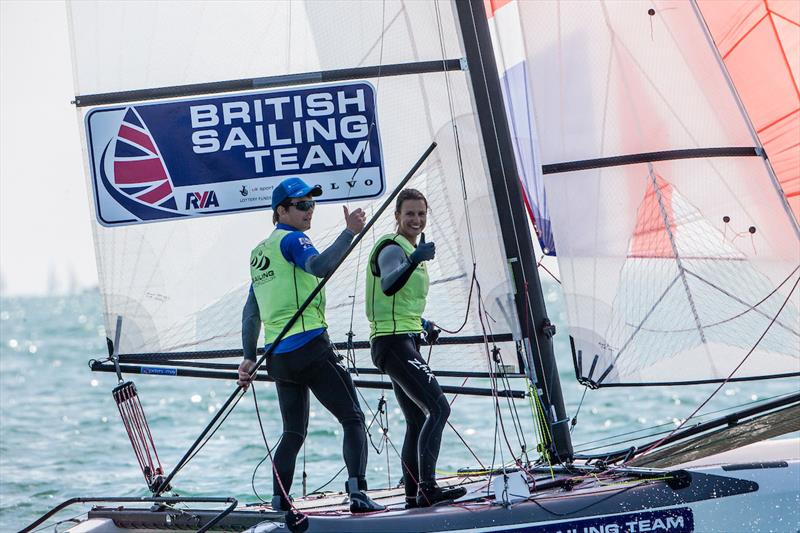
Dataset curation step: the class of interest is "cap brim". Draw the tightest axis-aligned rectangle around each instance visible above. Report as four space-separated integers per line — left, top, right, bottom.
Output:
290 184 323 199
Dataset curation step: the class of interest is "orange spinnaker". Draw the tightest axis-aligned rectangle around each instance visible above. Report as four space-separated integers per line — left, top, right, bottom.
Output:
699 0 800 222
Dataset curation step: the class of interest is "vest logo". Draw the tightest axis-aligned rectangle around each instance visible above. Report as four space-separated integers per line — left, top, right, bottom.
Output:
251 254 275 284
252 256 270 272
185 190 220 209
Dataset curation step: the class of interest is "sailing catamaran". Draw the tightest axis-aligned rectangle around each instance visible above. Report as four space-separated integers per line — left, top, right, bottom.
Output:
25 0 799 531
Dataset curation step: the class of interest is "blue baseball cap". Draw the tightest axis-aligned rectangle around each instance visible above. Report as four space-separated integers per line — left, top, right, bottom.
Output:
271 177 322 209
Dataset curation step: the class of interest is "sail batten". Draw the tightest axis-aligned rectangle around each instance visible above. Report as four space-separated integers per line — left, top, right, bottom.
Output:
542 146 760 174
74 59 466 107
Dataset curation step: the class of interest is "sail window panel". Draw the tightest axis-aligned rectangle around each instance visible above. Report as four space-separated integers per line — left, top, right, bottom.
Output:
515 0 755 166
544 158 799 386
67 1 463 97
76 69 519 373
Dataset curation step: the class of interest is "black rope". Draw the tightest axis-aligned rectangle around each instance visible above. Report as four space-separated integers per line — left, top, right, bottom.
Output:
436 267 478 335
250 385 277 504
307 465 347 496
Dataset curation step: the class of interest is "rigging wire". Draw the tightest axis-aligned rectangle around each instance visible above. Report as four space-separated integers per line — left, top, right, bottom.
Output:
475 284 530 463
537 255 562 285
307 465 347 496
435 268 478 335
434 0 477 266
472 276 516 496
494 346 533 464
179 388 247 479
573 390 797 451
341 0 387 360
29 510 88 533
624 274 800 465
570 387 588 433
527 480 644 518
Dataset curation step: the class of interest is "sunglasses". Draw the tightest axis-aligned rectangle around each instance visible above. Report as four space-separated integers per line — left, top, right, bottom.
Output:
285 200 316 211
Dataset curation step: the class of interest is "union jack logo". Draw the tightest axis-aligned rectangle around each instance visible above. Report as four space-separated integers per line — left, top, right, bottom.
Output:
103 108 178 212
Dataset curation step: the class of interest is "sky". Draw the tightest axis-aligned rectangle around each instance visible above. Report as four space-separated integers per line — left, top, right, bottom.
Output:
1 1 98 296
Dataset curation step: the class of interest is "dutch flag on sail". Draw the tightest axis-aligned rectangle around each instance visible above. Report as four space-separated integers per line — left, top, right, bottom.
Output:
111 108 178 211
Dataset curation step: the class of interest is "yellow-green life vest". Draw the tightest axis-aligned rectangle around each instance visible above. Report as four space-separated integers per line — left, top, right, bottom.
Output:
250 229 327 345
365 234 429 339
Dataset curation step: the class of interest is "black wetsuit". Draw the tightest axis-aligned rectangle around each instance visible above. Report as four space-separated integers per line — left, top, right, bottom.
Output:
370 241 451 500
371 333 450 498
242 228 371 502
266 332 367 498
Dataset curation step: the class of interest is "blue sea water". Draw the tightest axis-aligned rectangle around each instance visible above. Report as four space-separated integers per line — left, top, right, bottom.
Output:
1 288 797 532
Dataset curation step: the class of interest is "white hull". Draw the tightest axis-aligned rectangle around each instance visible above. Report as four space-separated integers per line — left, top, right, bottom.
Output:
57 438 799 533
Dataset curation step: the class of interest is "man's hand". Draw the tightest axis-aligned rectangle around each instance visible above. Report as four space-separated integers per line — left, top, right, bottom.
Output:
238 359 258 390
344 206 366 234
409 233 435 263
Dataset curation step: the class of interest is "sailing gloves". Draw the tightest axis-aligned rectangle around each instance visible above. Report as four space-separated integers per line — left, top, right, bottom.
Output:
409 233 435 264
422 318 440 345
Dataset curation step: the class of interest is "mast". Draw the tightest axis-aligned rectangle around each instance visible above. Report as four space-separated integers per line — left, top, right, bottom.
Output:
453 0 573 462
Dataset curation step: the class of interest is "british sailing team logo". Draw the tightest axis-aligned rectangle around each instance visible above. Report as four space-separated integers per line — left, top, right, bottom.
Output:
87 82 385 226
98 107 184 221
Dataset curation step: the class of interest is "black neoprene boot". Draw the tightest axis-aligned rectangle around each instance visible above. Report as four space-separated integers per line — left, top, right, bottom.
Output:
416 482 467 508
346 477 385 513
404 477 419 509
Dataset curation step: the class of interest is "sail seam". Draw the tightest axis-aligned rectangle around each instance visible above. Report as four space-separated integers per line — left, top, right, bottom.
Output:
648 166 708 346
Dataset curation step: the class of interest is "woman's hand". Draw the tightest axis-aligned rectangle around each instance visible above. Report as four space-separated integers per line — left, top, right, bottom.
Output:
410 233 435 263
423 319 440 345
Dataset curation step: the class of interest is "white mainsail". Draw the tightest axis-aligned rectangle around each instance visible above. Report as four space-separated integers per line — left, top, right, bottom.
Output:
489 0 799 385
67 1 521 372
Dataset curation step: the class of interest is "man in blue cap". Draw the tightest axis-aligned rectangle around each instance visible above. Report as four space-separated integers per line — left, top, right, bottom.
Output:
237 177 385 513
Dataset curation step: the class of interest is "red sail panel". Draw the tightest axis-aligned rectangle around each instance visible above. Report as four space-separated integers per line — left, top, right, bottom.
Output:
630 175 676 259
113 158 168 185
699 0 800 221
484 0 513 18
137 181 173 205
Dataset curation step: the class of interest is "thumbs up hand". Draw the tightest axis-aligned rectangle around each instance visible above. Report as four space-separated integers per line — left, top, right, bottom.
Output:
344 205 366 234
410 232 436 263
